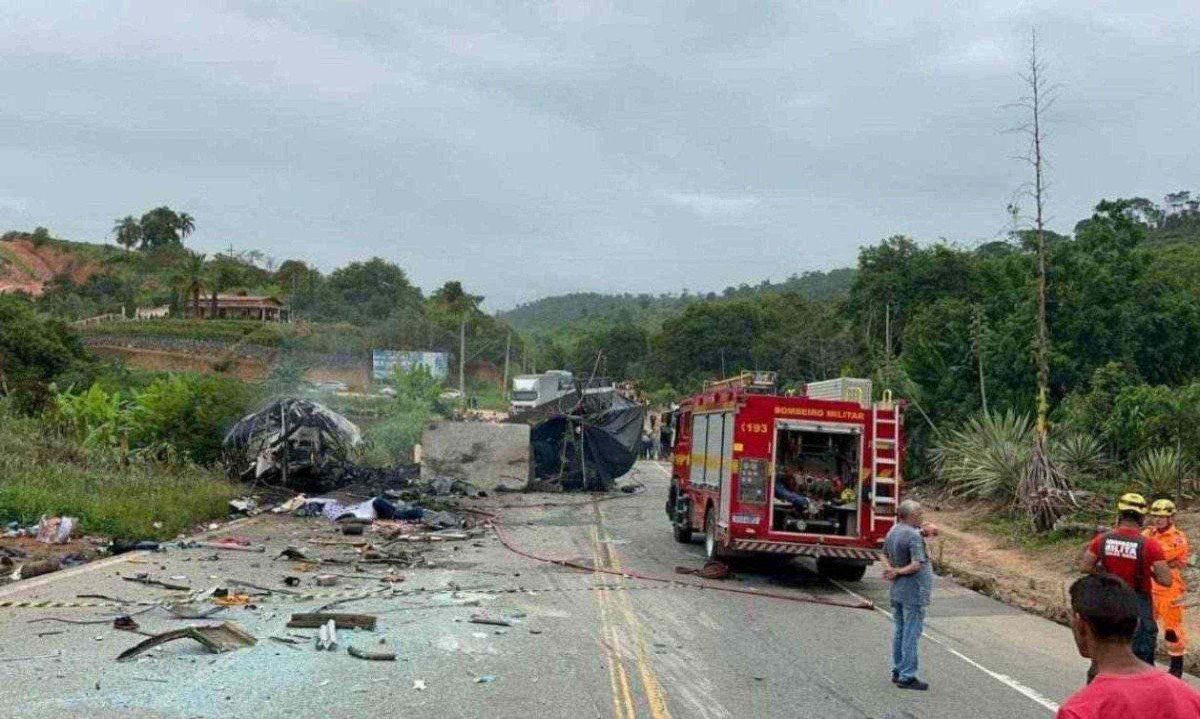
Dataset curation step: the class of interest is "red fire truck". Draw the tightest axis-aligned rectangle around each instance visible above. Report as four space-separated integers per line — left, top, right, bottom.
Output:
665 372 903 581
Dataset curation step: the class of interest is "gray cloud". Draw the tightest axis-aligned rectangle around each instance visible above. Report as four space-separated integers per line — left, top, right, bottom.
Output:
1 1 1197 308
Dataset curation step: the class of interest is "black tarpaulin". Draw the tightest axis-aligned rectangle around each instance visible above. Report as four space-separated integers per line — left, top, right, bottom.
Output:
530 394 644 491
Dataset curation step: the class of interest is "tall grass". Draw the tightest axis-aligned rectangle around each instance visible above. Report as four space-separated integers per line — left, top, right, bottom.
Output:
0 402 238 539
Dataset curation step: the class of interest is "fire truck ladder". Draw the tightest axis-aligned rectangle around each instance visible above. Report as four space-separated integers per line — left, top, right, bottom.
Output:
870 390 901 532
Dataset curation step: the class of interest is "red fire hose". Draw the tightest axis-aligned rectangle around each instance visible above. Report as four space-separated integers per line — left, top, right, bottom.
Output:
464 503 874 611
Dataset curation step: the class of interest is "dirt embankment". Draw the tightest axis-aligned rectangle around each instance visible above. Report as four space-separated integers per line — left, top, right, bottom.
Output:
928 501 1200 674
0 236 102 296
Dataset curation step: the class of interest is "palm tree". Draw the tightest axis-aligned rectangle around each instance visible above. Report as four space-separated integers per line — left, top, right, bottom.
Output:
176 251 207 319
112 216 142 252
177 212 195 242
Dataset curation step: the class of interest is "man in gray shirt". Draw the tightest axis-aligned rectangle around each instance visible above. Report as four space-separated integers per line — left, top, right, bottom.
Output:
883 499 935 691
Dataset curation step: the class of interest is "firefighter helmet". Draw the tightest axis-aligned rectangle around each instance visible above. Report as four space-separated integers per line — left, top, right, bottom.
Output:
1149 499 1177 517
1117 493 1148 514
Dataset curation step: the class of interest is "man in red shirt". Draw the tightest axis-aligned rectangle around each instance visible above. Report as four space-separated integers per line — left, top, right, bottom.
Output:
1057 573 1200 718
1078 492 1173 682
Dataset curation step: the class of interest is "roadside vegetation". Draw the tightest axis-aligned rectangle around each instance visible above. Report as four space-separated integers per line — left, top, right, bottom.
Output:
6 187 1200 537
0 398 238 540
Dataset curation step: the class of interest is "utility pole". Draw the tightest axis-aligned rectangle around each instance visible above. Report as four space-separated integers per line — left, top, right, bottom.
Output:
884 302 892 359
502 332 511 400
458 313 467 408
974 304 988 414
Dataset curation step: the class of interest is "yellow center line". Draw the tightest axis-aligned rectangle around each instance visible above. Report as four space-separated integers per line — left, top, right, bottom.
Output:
597 507 674 719
591 526 636 719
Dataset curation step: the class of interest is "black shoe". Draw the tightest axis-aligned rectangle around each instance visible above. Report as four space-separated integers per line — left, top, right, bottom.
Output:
891 671 900 683
1169 656 1184 679
896 678 929 691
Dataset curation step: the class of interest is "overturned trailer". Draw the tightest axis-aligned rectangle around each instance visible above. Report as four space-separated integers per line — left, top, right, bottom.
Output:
222 398 362 491
526 391 645 492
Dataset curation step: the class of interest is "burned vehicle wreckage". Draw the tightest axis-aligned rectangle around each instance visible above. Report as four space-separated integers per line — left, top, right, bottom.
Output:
222 398 364 491
515 387 645 492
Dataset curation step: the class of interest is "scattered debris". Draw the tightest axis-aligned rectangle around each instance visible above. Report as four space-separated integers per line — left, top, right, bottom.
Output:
123 574 190 591
348 641 396 661
194 540 265 553
11 559 61 580
273 495 308 514
269 636 304 647
276 547 316 562
674 561 733 580
413 679 426 691
36 516 77 544
315 575 339 587
475 675 497 684
286 613 378 630
283 576 301 587
107 540 160 555
469 613 514 628
340 522 367 536
227 578 296 596
228 498 259 515
112 615 140 632
116 622 257 662
317 620 338 651
165 604 224 620
212 594 253 607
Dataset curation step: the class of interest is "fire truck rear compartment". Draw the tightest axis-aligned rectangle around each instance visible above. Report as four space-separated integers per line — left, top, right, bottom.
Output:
770 427 859 537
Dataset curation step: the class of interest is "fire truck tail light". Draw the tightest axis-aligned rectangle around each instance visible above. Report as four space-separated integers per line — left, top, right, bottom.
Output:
737 458 768 504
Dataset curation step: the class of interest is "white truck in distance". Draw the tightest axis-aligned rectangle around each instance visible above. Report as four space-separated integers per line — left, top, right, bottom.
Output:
510 371 575 410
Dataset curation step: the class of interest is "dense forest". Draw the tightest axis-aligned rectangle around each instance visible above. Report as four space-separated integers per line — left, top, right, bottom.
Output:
522 192 1200 502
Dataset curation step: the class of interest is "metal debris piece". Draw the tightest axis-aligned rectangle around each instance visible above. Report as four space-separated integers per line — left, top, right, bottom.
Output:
286 613 377 630
116 622 257 662
123 574 190 591
317 620 337 651
112 615 139 632
315 575 339 587
475 675 497 684
413 679 426 691
347 642 396 661
283 576 301 587
194 541 265 553
228 578 297 596
276 546 316 562
469 613 513 627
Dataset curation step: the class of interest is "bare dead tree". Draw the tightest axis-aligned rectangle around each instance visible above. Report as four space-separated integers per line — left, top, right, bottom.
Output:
1012 30 1074 531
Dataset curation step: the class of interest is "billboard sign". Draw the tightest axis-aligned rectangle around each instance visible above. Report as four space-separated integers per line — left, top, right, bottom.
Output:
372 350 450 381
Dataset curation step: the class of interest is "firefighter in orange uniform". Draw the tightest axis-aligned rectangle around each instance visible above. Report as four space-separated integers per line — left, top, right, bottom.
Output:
1145 498 1189 677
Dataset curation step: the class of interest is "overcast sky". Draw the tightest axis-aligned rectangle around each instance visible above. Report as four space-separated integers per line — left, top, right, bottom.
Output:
2 2 1197 309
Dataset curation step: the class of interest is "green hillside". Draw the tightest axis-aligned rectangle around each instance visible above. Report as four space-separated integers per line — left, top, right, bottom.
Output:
500 267 856 336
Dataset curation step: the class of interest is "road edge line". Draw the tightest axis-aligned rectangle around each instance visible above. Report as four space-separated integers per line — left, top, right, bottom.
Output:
829 578 1060 714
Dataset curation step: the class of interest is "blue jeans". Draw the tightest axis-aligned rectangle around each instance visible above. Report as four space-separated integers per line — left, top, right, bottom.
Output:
892 602 926 682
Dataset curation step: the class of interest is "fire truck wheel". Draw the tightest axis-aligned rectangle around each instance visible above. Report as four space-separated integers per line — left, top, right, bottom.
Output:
704 509 725 561
673 516 692 544
815 557 868 582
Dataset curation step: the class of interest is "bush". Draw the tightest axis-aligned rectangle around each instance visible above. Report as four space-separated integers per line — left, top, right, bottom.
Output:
1132 447 1192 500
933 410 1034 501
51 373 255 465
129 374 255 464
361 366 446 464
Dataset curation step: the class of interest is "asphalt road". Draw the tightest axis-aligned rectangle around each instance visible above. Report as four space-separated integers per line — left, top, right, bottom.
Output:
0 461 1185 718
